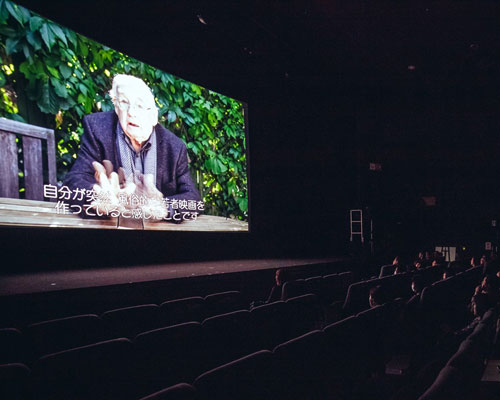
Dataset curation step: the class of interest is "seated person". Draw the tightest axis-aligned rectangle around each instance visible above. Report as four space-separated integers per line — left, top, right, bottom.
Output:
457 293 491 337
404 276 423 314
63 74 201 222
250 268 290 308
474 274 500 305
266 268 290 303
369 285 387 308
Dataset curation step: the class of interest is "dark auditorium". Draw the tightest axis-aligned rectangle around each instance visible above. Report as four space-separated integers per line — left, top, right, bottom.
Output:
2 1 500 399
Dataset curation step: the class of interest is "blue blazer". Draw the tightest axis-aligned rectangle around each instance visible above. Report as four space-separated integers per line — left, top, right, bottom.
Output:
64 111 201 203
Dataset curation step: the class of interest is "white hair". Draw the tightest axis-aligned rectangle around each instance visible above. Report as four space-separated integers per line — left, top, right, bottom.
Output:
109 74 155 105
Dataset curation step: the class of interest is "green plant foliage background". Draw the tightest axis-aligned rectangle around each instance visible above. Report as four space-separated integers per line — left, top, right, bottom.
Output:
0 0 248 220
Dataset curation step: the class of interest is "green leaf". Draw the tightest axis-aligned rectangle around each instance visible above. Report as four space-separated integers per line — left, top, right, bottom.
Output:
40 23 55 50
167 110 176 123
0 0 8 21
79 41 88 57
50 77 68 98
59 64 72 79
25 30 42 51
5 37 19 54
37 81 60 114
46 65 60 78
236 197 248 212
79 83 88 96
205 158 227 175
7 112 26 123
0 25 16 37
191 84 202 95
22 43 31 59
5 1 27 25
29 16 44 31
48 23 68 46
66 29 77 48
0 70 6 87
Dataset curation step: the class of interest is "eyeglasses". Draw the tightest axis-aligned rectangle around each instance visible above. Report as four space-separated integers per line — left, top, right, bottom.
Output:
115 98 155 112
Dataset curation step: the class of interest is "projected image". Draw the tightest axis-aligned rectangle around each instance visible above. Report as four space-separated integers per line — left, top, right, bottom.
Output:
0 1 248 231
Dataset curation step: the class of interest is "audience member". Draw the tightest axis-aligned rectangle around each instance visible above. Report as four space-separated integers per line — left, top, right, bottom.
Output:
474 274 500 305
406 275 424 312
369 285 386 308
266 268 290 303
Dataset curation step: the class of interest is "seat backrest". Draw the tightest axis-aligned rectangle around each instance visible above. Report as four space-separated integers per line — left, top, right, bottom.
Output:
204 291 245 317
159 296 205 325
0 328 32 364
0 362 32 400
379 264 395 278
26 314 107 357
342 279 377 316
33 338 134 400
281 279 307 301
284 294 322 336
273 330 327 399
138 383 197 400
101 304 161 338
193 350 280 400
0 118 56 200
133 322 205 396
304 276 323 298
250 301 288 350
202 310 253 369
417 366 468 400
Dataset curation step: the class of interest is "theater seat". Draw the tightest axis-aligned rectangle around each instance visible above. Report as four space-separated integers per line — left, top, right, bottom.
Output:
0 363 32 400
101 304 161 338
26 314 108 357
204 291 246 317
284 294 322 337
193 350 280 400
32 338 135 400
159 297 205 325
201 310 253 370
0 328 32 364
418 366 468 400
273 330 327 400
133 322 205 395
138 383 197 400
281 279 307 301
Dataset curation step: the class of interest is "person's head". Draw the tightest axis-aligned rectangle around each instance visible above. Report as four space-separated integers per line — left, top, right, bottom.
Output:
369 285 386 308
480 274 499 293
470 292 490 318
109 74 158 148
275 268 289 286
480 254 488 266
411 276 423 294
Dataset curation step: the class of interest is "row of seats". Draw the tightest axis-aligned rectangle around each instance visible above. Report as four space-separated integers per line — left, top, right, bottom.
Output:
280 270 353 304
341 264 461 318
395 306 498 400
0 292 321 368
0 296 401 400
0 290 247 362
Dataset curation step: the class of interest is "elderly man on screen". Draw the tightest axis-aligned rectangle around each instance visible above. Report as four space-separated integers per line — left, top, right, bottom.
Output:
63 74 201 221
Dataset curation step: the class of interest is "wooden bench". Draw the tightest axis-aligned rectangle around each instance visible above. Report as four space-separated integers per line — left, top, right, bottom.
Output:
0 118 56 200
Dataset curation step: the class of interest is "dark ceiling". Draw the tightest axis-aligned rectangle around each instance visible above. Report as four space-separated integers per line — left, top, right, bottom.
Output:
9 0 500 258
15 0 500 106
